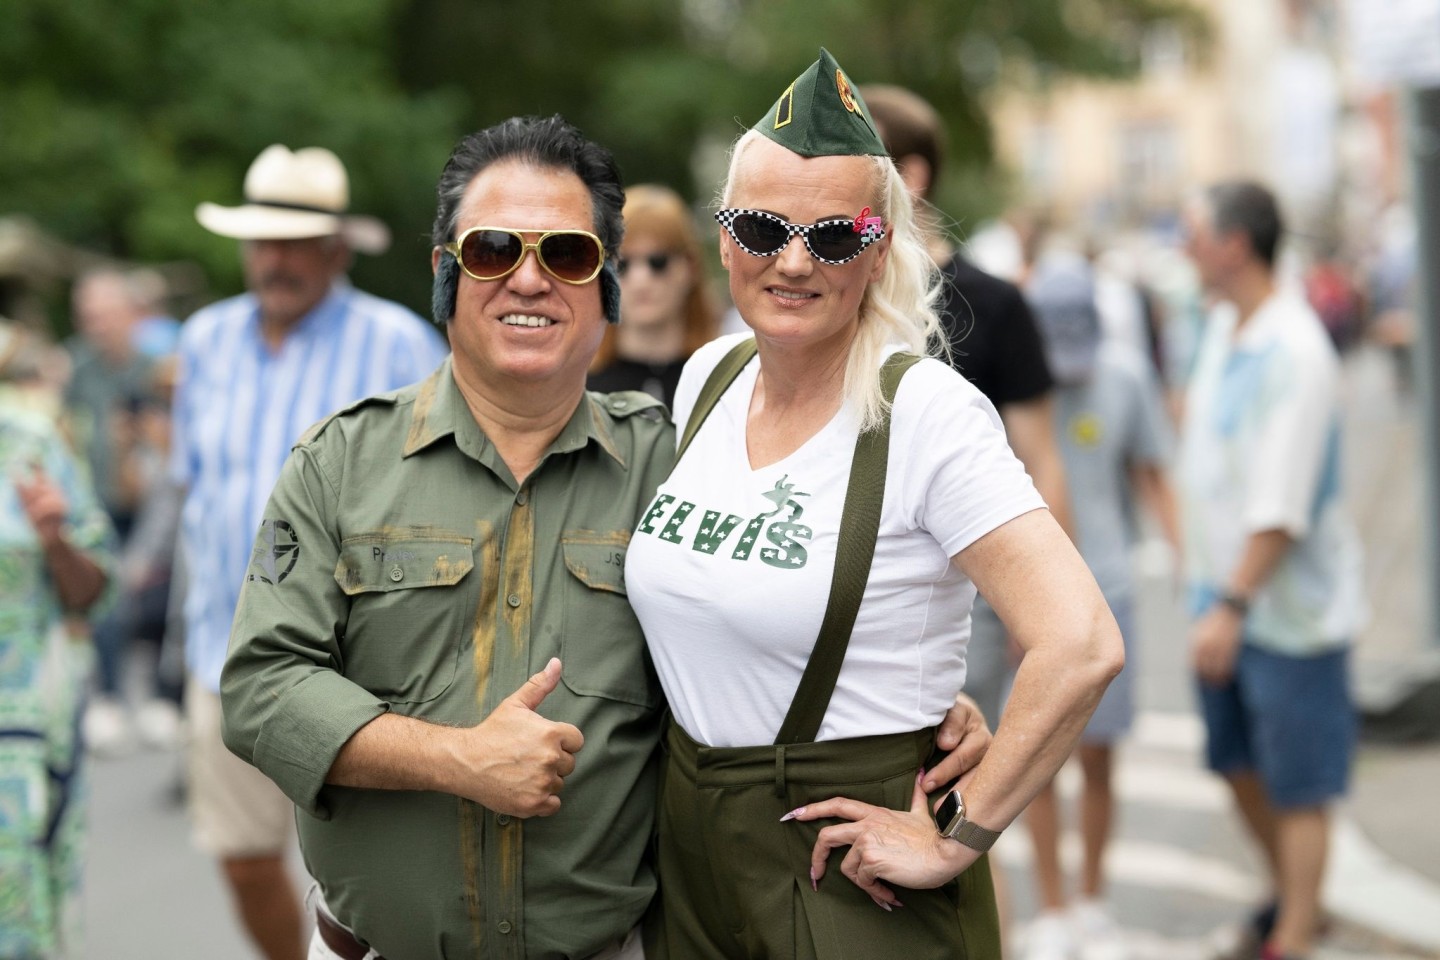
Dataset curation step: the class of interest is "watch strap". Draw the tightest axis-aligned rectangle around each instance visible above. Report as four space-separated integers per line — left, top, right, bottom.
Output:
1218 591 1250 616
938 790 1002 853
947 818 1002 853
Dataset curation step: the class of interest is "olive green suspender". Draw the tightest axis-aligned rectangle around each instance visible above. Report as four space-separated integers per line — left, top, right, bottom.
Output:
673 338 923 745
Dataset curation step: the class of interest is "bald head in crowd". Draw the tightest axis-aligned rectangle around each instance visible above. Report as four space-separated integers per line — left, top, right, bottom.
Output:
72 270 146 365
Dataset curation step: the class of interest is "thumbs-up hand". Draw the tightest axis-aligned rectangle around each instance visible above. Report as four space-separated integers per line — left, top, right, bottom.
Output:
457 658 585 818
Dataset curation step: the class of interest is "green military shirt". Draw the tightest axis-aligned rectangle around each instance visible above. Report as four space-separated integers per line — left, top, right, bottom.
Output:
221 357 674 960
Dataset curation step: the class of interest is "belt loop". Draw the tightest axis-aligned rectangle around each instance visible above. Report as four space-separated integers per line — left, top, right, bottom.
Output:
773 744 787 799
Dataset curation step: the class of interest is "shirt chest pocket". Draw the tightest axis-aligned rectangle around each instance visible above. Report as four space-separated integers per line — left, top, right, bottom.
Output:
334 532 475 705
559 532 660 709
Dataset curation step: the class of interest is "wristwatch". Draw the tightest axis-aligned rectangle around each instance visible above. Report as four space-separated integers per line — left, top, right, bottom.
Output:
934 788 1002 853
1218 591 1250 616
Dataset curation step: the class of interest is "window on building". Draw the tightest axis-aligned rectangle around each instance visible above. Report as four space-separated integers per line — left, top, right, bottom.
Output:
1141 23 1187 78
1024 123 1058 200
1117 121 1179 216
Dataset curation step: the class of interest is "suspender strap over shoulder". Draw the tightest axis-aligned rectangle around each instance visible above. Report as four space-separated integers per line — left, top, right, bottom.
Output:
775 350 922 745
674 338 758 466
670 338 924 745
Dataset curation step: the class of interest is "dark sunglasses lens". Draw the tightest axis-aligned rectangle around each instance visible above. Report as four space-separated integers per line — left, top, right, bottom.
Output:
460 230 523 278
808 221 864 262
731 213 788 255
539 233 601 281
617 253 672 278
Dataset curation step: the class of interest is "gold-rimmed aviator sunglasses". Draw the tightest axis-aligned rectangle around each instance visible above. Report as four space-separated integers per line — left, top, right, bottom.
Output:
443 226 606 285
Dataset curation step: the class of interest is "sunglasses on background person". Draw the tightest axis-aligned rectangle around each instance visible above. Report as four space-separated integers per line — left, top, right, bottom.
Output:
444 227 605 284
715 208 886 266
616 252 674 278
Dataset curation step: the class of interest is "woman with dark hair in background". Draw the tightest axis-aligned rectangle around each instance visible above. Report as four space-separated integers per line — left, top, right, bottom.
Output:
587 184 719 408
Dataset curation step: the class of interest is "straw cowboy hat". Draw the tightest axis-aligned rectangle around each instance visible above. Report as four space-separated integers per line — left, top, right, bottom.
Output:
195 145 391 254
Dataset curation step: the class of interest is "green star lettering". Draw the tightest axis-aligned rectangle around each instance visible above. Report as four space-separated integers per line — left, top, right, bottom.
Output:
660 501 697 543
643 475 819 571
638 494 675 535
760 521 812 569
692 510 744 555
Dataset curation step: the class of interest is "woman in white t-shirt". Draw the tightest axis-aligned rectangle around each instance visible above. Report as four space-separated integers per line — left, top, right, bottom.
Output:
624 51 1122 960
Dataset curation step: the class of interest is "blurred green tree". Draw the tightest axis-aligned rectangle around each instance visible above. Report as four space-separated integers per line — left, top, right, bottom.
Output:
0 0 463 319
393 0 1206 242
0 0 1203 323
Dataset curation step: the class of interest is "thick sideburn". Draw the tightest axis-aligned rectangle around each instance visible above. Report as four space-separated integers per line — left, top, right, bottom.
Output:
431 254 459 327
600 260 621 325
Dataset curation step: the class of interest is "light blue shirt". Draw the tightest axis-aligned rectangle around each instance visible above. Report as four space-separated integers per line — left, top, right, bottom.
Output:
170 282 449 691
1177 292 1365 655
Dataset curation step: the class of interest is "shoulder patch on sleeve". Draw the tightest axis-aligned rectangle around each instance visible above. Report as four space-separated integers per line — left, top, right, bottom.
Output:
295 391 403 447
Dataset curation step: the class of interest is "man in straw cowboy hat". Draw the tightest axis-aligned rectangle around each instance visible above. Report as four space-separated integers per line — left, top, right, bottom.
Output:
173 143 447 960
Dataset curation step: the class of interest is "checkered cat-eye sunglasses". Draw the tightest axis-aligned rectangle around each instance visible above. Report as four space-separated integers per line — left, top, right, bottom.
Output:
715 208 886 266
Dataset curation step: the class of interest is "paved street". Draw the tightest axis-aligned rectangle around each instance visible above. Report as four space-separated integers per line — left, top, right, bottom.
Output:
80 345 1440 959
998 560 1440 959
84 749 305 960
996 345 1440 959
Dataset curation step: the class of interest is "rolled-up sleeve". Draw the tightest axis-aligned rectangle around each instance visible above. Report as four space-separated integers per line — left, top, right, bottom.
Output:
220 443 387 819
1242 347 1337 539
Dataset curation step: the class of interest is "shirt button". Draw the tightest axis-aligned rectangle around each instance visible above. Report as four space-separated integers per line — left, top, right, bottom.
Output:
613 398 628 409
389 566 404 582
496 813 511 826
516 490 528 506
497 920 513 935
507 593 521 608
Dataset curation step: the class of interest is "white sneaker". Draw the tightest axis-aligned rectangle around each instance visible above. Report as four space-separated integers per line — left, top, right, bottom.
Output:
1021 910 1076 960
84 697 133 757
134 698 182 749
1070 901 1129 960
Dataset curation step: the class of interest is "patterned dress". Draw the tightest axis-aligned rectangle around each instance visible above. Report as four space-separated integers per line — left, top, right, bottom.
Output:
0 406 113 958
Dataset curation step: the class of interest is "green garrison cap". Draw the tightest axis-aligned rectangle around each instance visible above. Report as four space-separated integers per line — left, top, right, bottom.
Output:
754 47 887 158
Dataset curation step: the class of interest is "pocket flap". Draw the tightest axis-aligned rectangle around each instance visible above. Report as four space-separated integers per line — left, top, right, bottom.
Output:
334 533 474 595
561 533 630 595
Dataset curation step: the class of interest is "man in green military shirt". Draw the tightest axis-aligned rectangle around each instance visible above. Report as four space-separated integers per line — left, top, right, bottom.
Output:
222 116 991 960
223 115 667 960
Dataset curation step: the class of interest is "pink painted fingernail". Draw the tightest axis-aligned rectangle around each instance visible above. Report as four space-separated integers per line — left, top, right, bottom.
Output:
809 867 818 892
893 899 904 908
872 897 893 912
779 806 805 822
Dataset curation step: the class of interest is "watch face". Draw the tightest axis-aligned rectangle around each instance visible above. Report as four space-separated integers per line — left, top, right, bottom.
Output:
934 789 959 830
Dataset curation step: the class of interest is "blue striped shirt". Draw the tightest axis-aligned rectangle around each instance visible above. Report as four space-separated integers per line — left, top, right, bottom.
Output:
170 282 449 691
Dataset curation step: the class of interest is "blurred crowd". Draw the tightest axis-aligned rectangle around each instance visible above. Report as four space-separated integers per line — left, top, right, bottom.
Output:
0 78 1420 960
3 268 186 748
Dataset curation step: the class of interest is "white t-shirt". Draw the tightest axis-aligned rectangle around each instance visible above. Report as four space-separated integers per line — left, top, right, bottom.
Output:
1177 292 1366 654
625 334 1045 747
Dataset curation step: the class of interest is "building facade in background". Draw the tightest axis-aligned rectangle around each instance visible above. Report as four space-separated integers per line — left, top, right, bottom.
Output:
987 0 1404 253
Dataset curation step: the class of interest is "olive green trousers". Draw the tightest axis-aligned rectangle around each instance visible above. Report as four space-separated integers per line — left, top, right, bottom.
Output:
651 722 1003 960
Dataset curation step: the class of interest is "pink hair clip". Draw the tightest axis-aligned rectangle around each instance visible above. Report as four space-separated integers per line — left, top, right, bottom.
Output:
852 206 884 240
